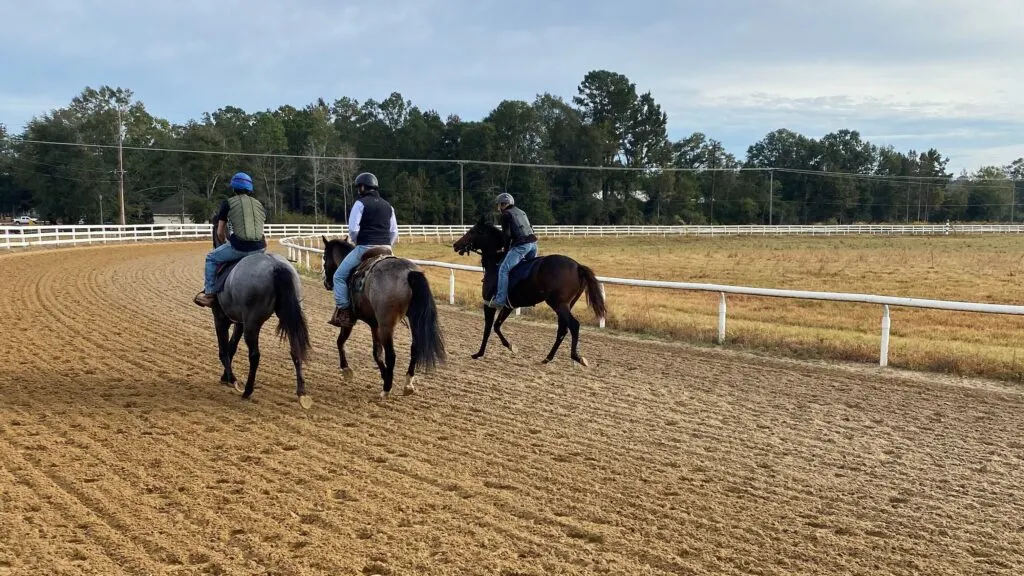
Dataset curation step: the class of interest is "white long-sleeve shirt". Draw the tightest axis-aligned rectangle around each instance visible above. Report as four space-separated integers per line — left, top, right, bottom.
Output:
348 199 399 245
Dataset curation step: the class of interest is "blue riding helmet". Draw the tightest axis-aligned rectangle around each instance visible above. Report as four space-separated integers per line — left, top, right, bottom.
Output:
230 172 253 191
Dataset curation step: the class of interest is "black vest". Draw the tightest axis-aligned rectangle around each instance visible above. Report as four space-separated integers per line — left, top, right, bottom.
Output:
505 206 535 245
355 192 393 246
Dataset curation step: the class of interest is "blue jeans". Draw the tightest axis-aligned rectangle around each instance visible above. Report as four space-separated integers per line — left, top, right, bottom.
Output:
494 242 538 306
204 242 263 293
333 244 377 308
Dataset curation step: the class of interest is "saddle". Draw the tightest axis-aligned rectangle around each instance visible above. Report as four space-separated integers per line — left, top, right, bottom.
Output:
349 247 396 303
486 256 542 307
212 259 243 294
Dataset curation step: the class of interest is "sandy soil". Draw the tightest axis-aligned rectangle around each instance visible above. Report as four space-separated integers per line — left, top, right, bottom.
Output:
0 242 1022 576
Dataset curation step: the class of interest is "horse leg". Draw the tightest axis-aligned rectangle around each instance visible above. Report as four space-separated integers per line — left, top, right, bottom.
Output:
378 325 397 401
337 325 355 381
371 328 386 382
214 313 235 386
492 307 516 354
241 322 263 400
472 305 497 359
542 305 570 365
405 339 418 396
292 350 310 408
565 308 588 367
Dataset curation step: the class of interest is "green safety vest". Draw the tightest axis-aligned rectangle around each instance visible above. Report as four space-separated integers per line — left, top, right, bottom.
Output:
227 194 266 242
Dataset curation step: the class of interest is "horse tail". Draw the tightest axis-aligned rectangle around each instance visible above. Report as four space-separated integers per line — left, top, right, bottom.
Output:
578 263 607 322
406 270 447 371
272 264 311 362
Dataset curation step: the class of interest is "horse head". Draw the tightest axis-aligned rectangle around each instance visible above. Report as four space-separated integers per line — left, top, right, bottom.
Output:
453 216 503 256
320 235 354 290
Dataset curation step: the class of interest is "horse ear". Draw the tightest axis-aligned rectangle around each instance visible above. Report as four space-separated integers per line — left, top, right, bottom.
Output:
321 235 329 246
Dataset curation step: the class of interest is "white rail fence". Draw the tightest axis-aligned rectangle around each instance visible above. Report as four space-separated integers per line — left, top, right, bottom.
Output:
5 222 1024 249
280 235 1024 369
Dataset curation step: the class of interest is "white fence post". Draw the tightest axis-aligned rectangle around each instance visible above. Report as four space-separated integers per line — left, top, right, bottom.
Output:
448 270 455 305
717 292 727 344
880 304 891 367
599 283 606 328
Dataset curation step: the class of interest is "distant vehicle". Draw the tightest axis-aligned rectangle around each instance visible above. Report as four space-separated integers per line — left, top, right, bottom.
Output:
12 216 37 225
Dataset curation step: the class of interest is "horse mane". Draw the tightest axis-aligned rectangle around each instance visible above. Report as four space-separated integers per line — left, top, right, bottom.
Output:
472 217 505 253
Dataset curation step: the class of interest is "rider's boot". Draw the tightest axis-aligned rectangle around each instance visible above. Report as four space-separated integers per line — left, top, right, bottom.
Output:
194 291 216 307
328 306 354 328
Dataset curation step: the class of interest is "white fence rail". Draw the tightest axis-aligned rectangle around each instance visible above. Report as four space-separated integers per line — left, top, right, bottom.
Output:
280 235 1024 369
5 222 1024 249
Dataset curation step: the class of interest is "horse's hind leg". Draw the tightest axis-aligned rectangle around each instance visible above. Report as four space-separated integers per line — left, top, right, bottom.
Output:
377 325 397 401
405 340 417 396
292 351 309 408
371 329 386 382
565 308 587 367
542 305 570 364
493 307 516 354
241 322 263 400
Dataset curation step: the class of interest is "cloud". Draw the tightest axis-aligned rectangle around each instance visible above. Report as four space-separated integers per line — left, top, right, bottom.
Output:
1 0 1022 173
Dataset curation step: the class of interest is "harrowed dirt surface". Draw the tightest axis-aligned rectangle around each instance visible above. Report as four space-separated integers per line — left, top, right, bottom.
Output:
0 241 1022 576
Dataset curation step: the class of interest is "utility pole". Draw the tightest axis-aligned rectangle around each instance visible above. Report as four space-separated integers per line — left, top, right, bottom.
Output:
769 169 774 225
459 161 464 227
116 106 126 225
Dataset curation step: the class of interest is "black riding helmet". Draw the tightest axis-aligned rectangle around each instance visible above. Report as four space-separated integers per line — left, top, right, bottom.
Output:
354 172 379 194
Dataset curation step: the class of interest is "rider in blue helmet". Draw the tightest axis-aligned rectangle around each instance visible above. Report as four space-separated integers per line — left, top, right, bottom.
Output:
194 172 268 307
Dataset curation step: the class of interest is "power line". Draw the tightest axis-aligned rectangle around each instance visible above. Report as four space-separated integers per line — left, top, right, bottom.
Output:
10 136 1016 184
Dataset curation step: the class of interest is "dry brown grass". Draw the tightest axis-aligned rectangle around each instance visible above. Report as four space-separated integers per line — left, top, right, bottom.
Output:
372 233 1024 383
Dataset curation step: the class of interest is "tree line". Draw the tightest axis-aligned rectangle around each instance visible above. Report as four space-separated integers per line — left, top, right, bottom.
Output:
2 70 1023 226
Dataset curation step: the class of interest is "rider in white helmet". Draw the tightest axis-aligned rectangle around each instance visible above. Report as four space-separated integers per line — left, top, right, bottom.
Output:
486 192 538 309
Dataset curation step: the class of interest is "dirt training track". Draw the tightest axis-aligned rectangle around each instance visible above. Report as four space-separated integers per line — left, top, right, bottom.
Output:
1 242 1022 576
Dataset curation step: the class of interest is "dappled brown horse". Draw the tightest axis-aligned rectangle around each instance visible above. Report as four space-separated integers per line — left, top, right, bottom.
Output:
321 236 446 399
453 217 606 366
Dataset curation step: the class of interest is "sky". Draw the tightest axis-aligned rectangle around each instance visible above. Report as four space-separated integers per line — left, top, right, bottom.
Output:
2 0 1023 175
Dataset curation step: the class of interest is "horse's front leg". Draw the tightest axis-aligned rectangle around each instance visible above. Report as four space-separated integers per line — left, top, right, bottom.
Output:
214 312 236 386
472 305 497 359
492 307 516 355
337 325 355 381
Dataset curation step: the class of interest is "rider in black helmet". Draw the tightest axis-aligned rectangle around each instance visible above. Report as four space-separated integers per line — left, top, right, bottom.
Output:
486 192 538 309
328 171 399 328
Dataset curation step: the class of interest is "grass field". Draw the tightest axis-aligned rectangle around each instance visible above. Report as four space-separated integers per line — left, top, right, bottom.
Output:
374 234 1024 382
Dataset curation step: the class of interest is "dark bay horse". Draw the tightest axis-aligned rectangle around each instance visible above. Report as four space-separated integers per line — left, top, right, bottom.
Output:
321 236 446 400
452 217 606 366
199 222 312 408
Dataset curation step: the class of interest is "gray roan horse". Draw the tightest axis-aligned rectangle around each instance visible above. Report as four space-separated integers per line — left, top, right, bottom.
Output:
321 235 446 400
201 221 313 409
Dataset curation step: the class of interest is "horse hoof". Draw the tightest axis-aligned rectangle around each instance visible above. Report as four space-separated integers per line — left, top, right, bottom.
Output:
379 390 390 401
403 376 416 395
578 357 589 367
507 345 516 355
342 367 355 381
541 358 552 364
298 395 313 410
234 382 245 393
471 353 483 360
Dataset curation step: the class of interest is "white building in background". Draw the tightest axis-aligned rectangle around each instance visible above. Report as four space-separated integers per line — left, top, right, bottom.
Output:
150 194 194 225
